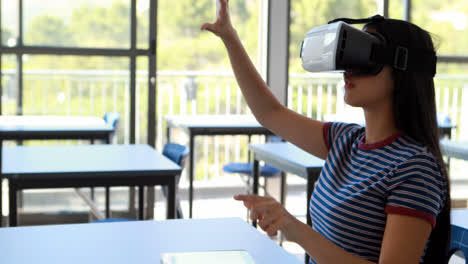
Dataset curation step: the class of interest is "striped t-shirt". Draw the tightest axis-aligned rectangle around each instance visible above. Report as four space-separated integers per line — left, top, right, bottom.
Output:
309 122 447 263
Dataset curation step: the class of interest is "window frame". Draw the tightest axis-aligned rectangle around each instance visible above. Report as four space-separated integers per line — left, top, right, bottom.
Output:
0 0 158 146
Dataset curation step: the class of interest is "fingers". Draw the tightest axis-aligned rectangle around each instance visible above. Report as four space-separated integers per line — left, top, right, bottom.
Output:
200 23 215 33
235 194 297 240
265 218 283 237
219 0 229 15
257 208 286 237
250 208 262 222
233 194 262 207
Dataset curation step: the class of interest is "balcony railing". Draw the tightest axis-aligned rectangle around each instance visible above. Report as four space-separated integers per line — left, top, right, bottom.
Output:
2 69 468 182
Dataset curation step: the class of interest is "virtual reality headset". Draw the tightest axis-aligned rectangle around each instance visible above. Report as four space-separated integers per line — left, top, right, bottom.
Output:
300 15 437 76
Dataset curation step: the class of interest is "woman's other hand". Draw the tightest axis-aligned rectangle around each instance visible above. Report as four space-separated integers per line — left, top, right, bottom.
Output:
234 194 301 241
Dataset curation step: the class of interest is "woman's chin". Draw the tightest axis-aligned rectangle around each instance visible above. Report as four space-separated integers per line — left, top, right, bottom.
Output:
344 96 362 107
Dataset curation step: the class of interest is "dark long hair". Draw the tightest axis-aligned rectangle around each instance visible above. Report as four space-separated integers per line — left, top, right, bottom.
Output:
366 18 451 264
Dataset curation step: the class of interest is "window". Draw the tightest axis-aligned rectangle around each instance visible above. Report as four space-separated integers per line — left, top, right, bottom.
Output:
156 0 266 181
412 0 468 56
1 0 18 47
1 55 17 114
0 0 155 145
23 0 131 48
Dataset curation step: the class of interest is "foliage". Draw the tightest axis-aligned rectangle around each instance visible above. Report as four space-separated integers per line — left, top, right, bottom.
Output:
2 0 466 72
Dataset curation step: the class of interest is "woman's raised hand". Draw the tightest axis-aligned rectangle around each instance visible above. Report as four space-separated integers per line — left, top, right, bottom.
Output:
200 0 236 40
234 194 300 241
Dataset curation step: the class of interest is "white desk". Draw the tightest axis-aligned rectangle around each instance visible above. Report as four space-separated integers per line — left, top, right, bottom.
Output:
0 217 301 264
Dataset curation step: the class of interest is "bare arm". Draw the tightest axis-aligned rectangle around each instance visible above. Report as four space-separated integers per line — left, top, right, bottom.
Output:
294 214 431 264
201 0 328 159
235 195 433 264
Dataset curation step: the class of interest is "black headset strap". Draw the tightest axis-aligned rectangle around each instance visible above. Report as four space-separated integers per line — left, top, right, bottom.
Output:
328 15 385 25
371 44 437 76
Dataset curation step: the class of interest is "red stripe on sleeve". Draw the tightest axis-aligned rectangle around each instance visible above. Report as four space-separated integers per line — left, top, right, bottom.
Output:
385 206 436 228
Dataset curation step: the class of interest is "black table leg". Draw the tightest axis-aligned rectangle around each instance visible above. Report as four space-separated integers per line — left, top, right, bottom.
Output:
167 178 177 219
306 175 313 227
0 179 2 227
253 159 259 195
189 133 194 218
252 158 260 227
0 140 2 227
105 187 110 218
166 126 171 144
305 170 321 264
9 182 17 227
104 137 111 218
280 172 286 206
138 186 144 220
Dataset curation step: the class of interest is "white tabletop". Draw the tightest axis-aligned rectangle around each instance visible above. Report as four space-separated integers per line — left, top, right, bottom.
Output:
164 114 262 128
2 144 180 178
0 115 108 129
441 139 468 161
249 142 324 178
0 218 301 264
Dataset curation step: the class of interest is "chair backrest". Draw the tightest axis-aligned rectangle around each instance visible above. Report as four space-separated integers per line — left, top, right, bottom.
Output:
437 113 452 126
163 143 190 168
103 112 121 130
446 224 468 264
267 135 283 142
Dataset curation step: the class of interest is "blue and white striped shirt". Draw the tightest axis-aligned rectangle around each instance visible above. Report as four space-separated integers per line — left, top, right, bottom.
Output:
309 122 447 263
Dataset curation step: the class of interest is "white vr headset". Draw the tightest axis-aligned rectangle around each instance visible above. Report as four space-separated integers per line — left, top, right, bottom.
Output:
300 15 437 76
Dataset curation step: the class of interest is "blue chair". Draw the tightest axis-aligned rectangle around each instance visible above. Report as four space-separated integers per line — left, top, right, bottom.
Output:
100 112 121 218
222 135 281 195
103 112 121 142
437 113 454 140
92 218 135 223
447 224 468 263
104 112 121 127
91 142 189 223
161 143 190 219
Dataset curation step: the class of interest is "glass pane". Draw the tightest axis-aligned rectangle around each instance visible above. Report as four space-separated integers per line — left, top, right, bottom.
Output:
136 56 148 144
22 55 130 144
1 55 18 114
388 0 404 20
137 0 149 49
157 0 262 71
1 0 19 47
289 0 378 123
412 0 468 56
435 62 468 142
23 0 131 48
156 0 264 182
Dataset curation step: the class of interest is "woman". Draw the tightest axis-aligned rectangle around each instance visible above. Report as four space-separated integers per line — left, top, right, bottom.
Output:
201 1 450 263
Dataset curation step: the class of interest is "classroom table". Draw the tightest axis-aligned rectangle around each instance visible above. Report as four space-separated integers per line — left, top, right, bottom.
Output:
0 115 115 226
0 115 114 170
1 144 181 226
0 217 302 264
164 114 272 218
441 139 468 161
0 115 113 142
